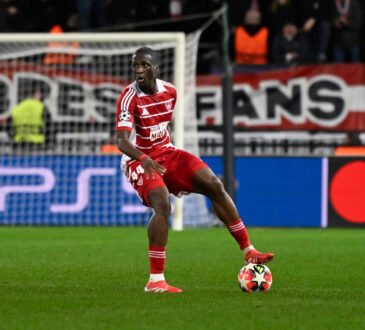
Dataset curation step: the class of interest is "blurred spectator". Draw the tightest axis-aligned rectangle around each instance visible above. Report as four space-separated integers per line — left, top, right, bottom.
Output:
170 0 182 20
315 0 332 63
296 0 332 63
334 131 365 155
0 0 32 32
100 135 122 154
267 0 297 47
29 0 76 32
43 25 80 65
362 0 365 62
29 0 57 32
271 21 309 67
77 0 107 31
182 0 221 16
332 0 362 63
234 9 268 65
344 131 362 146
105 0 170 27
230 0 270 28
10 85 50 148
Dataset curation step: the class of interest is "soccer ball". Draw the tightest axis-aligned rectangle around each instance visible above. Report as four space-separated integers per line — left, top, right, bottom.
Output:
238 263 272 293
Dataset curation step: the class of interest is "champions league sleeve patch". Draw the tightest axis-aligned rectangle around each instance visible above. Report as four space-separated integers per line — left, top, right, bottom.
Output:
119 110 131 121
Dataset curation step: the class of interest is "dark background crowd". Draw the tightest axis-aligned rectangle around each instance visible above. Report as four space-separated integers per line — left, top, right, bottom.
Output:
0 0 365 73
1 0 364 155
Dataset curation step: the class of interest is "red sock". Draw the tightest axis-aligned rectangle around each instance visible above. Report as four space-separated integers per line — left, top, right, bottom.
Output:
149 245 166 274
227 219 251 250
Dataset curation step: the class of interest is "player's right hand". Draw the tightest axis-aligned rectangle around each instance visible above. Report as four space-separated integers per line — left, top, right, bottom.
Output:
141 157 166 179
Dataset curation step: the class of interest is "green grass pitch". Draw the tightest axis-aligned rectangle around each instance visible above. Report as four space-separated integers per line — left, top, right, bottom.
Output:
0 227 364 330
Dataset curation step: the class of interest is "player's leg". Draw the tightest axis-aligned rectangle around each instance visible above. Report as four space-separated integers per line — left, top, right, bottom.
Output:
147 186 171 247
192 167 274 264
144 186 182 293
193 167 239 224
126 161 182 293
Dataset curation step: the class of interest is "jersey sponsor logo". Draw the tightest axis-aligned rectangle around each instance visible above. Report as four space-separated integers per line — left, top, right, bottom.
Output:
119 110 131 121
150 122 168 141
141 108 150 116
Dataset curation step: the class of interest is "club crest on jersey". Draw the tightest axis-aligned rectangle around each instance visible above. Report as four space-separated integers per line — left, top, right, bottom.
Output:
137 176 143 186
119 110 131 121
165 101 172 111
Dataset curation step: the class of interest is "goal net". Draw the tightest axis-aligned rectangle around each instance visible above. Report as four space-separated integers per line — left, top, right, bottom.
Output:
0 32 212 228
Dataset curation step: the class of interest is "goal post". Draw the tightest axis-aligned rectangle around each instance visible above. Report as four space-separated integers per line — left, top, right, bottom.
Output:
0 32 210 228
171 32 185 231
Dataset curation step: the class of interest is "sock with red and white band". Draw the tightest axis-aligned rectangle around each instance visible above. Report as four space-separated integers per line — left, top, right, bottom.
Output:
227 219 254 253
148 245 166 282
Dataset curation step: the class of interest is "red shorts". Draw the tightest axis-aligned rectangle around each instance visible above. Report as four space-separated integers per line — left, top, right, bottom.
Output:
126 149 208 206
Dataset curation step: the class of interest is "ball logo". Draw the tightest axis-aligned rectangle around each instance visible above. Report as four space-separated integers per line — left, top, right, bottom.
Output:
253 264 265 274
119 110 131 121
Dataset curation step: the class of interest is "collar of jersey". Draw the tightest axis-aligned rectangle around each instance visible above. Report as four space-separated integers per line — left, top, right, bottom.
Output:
134 79 167 97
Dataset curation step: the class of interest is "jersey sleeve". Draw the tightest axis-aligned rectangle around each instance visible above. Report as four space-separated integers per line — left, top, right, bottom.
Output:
164 83 177 109
115 88 136 132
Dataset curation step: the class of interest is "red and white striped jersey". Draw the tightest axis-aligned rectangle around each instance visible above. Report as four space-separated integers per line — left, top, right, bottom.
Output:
116 79 177 173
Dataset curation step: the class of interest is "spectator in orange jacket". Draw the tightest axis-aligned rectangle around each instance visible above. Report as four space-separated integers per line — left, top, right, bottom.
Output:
234 9 269 65
43 25 79 65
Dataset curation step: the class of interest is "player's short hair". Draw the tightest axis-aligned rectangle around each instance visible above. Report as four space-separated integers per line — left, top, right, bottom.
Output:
134 47 159 65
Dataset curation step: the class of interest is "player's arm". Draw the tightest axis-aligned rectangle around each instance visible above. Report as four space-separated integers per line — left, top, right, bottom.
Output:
116 129 166 179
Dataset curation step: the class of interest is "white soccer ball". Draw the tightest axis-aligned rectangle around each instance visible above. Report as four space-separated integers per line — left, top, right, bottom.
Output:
238 263 272 293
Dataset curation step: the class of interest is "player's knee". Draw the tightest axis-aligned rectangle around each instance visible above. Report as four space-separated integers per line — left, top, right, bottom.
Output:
149 191 171 218
212 176 225 194
154 198 171 218
206 175 225 199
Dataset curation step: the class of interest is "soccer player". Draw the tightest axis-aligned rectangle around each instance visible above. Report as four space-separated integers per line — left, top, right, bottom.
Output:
116 47 274 293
